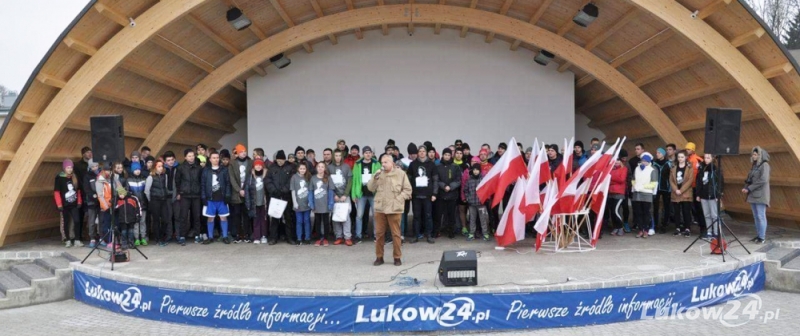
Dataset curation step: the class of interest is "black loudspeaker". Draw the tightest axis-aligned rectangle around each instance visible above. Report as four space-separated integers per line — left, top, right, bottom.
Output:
438 250 478 287
704 108 741 155
90 116 125 163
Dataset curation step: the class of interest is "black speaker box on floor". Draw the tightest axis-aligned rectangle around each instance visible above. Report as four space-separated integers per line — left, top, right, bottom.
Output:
438 250 478 287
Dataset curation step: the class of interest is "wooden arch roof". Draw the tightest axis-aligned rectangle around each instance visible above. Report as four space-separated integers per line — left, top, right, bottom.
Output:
1 0 799 246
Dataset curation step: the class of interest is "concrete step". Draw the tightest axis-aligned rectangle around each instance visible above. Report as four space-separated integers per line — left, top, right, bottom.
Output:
34 256 72 274
764 247 797 264
10 264 56 284
0 271 30 294
782 253 800 270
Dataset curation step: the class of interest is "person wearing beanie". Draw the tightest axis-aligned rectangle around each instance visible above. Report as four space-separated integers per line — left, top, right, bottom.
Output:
408 145 439 244
201 152 231 245
743 146 770 244
489 143 506 165
245 158 268 244
345 145 361 169
229 144 253 243
328 149 354 245
696 153 724 241
336 139 348 153
464 163 490 241
435 147 462 239
143 156 155 176
427 147 440 166
175 149 203 246
196 144 208 159
287 153 296 164
306 149 317 167
266 149 296 245
113 183 142 249
407 143 418 160
423 141 433 151
54 159 84 247
220 149 231 164
546 144 563 176
573 141 588 170
294 146 313 173
352 146 381 244
128 161 149 246
671 150 696 237
652 147 673 234
454 139 463 149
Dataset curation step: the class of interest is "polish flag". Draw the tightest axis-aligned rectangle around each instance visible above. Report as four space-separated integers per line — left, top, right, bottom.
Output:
477 137 528 207
553 144 605 214
590 174 612 247
534 181 558 251
553 137 574 187
520 144 547 220
530 138 540 163
591 138 626 197
495 177 527 247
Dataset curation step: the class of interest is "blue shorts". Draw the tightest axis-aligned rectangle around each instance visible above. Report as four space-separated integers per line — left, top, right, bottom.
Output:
203 201 230 217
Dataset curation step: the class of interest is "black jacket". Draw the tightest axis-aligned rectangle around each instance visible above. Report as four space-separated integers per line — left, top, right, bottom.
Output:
696 163 724 199
114 195 142 224
244 170 268 217
436 160 462 200
201 165 231 204
75 159 89 192
175 160 202 198
266 162 294 197
148 173 169 201
83 170 99 206
408 158 439 198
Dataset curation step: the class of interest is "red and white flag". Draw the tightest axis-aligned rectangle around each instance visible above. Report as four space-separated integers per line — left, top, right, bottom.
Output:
495 177 527 247
590 174 612 247
552 137 573 187
553 144 605 214
521 144 547 220
477 137 528 207
591 138 625 197
530 138 540 163
534 181 558 251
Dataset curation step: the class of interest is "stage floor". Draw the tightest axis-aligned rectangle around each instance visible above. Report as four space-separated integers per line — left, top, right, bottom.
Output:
5 215 783 295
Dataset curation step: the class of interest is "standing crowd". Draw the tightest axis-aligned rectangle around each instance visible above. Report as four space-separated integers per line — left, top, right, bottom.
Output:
53 137 772 253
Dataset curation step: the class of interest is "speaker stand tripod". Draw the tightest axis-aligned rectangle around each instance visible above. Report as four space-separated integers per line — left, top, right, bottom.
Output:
682 156 750 261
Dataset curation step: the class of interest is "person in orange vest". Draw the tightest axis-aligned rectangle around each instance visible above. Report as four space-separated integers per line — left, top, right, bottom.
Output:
685 142 705 233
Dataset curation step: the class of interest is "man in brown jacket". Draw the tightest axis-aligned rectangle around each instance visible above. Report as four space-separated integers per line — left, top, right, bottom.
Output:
368 154 412 266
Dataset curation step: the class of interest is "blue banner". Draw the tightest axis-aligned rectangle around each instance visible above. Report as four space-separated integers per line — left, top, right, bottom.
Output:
74 262 764 333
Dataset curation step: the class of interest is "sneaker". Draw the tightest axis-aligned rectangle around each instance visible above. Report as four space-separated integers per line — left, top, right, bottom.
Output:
673 229 681 236
203 234 209 241
106 242 113 249
254 239 261 244
141 239 148 246
194 236 201 244
134 239 141 246
385 238 393 245
410 237 419 244
467 234 475 241
623 222 631 233
244 239 252 243
261 237 267 244
345 239 353 246
462 227 469 236
315 239 322 247
303 240 311 245
268 240 277 245
323 239 330 247
750 236 759 242
648 229 655 236
334 238 344 245
683 229 691 237
296 240 302 246
610 229 618 235
483 234 490 241
636 231 643 238
755 238 765 244
74 240 84 247
355 237 362 245
202 239 211 245
89 240 97 248
427 237 436 244
615 229 624 236
234 239 241 244
65 240 72 248
179 237 187 246
221 237 229 244
99 239 106 246
641 231 648 239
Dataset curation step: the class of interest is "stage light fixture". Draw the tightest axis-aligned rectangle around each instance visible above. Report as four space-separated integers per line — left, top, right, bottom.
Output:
573 3 599 27
438 250 478 287
534 50 555 66
270 53 291 69
227 7 252 31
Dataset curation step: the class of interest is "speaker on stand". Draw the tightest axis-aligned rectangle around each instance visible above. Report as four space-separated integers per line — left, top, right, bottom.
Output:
683 108 750 261
90 115 125 163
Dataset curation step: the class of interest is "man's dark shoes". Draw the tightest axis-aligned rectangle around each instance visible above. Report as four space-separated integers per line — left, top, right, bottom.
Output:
373 258 384 266
394 259 402 266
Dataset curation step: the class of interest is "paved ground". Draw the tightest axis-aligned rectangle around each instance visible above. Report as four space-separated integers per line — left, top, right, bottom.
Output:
0 289 795 335
3 214 790 294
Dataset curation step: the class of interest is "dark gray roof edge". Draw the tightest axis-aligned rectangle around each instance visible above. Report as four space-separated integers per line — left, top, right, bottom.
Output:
737 0 800 76
0 0 98 138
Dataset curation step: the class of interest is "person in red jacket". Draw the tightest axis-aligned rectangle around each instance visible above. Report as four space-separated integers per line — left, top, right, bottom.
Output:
606 156 628 236
54 159 84 247
344 145 361 169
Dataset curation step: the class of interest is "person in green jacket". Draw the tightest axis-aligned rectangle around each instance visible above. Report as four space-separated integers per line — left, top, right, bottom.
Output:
352 147 381 244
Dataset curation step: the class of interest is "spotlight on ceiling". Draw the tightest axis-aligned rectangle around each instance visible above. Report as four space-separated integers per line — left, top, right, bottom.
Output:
270 53 291 69
573 3 599 27
227 7 252 31
534 50 555 66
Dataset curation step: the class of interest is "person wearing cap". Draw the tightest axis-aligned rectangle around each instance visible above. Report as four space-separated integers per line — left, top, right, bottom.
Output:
328 149 354 244
201 152 232 245
345 145 361 169
408 145 439 244
175 149 203 246
684 142 704 228
573 141 588 171
368 153 412 266
631 152 658 239
352 146 381 244
113 185 142 249
743 146 770 244
128 161 149 246
54 159 84 248
229 144 253 243
652 147 673 234
489 143 506 165
436 148 463 239
266 150 297 245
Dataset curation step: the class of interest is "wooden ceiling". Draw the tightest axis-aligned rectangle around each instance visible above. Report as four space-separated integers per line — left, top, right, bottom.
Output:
1 0 799 246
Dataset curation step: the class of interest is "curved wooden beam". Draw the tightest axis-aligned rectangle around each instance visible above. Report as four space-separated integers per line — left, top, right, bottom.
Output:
0 0 210 245
628 0 800 161
145 4 687 154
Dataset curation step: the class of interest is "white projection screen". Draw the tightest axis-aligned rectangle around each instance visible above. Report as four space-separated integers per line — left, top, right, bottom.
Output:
247 29 574 156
